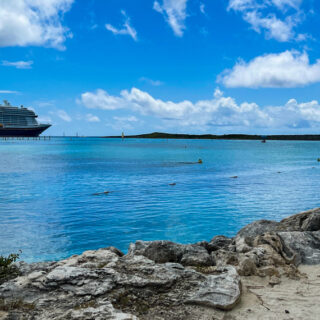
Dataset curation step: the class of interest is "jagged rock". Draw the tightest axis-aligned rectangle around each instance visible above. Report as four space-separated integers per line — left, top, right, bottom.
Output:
278 208 320 232
0 247 226 319
128 240 184 263
237 220 280 242
237 257 257 276
253 232 298 265
186 266 241 310
128 240 213 267
278 231 320 264
2 208 320 319
180 245 212 266
207 236 233 252
235 236 252 253
62 299 138 320
212 250 239 267
237 208 320 241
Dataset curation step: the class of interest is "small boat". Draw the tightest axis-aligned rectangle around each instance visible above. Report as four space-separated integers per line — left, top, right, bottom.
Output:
261 139 266 143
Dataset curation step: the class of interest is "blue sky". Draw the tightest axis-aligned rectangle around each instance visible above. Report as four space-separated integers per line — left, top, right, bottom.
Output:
1 0 320 136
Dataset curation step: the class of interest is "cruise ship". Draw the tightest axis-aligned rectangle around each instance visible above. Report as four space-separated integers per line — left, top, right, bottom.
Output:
0 100 51 137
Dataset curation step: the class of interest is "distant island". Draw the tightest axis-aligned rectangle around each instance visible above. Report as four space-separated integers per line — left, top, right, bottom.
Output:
103 132 320 141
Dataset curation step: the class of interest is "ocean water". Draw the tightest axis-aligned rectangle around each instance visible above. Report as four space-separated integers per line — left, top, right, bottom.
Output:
0 137 320 262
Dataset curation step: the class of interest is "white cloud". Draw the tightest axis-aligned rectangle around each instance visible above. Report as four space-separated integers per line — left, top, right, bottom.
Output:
228 0 304 42
56 110 71 122
113 116 138 122
2 60 33 69
243 11 295 42
86 113 100 122
37 115 52 123
0 90 20 94
271 0 302 11
105 10 137 41
139 77 164 86
200 3 206 15
220 50 320 88
80 87 320 130
80 89 125 110
153 0 188 37
0 0 74 49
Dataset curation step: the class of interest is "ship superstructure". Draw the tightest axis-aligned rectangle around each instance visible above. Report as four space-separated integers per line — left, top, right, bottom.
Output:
0 100 51 136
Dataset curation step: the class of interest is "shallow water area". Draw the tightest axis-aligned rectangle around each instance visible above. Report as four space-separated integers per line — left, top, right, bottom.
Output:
0 137 320 262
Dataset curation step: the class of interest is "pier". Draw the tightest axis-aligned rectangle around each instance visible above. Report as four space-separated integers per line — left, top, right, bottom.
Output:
0 136 52 140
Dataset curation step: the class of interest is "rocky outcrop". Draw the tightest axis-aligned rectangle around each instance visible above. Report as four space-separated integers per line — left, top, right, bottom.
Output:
128 240 213 266
0 248 241 319
186 266 241 310
0 208 320 319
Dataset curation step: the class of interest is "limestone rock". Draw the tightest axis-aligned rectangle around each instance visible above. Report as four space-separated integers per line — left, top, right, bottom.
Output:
278 231 320 265
2 208 320 319
63 299 138 320
186 266 241 310
207 236 233 252
180 245 212 267
128 240 184 264
128 240 213 267
278 208 320 232
237 220 279 242
237 257 257 276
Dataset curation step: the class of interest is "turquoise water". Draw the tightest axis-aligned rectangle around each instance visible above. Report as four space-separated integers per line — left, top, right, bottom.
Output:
0 137 320 262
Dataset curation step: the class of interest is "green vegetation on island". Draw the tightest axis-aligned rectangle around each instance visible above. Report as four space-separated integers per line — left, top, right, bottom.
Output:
103 132 320 141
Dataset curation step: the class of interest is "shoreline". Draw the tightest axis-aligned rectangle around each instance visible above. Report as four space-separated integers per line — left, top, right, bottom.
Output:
1 208 320 319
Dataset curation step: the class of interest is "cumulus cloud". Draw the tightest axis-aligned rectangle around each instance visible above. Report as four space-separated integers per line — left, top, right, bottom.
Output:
220 50 320 88
56 110 71 122
80 89 125 110
105 10 137 41
153 0 188 37
228 0 304 42
2 60 33 69
0 0 74 49
79 86 320 130
85 113 100 122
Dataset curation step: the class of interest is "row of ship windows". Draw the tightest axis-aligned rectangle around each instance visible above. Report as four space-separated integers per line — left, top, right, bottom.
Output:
0 116 37 126
0 111 35 116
